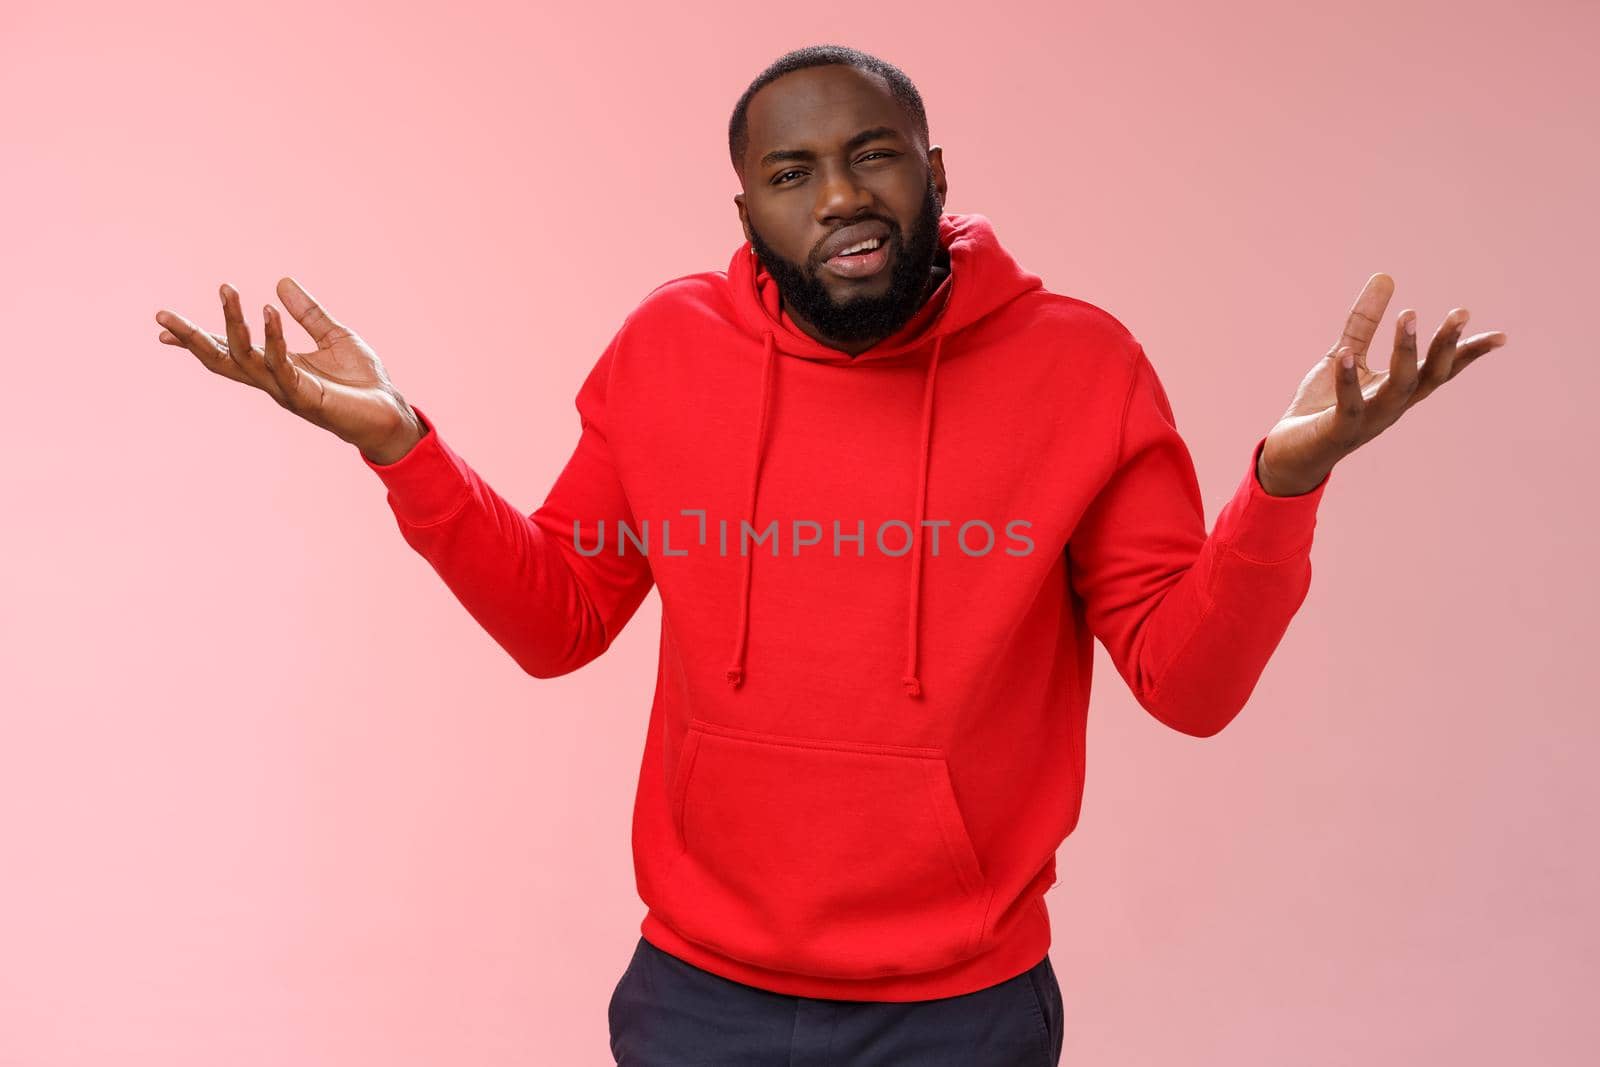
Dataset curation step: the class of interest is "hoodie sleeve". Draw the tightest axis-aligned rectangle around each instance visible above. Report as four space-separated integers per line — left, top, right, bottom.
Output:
361 329 654 678
1066 344 1329 737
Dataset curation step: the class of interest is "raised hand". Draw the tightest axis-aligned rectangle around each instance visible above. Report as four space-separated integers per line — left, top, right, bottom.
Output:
1257 272 1509 496
154 278 425 464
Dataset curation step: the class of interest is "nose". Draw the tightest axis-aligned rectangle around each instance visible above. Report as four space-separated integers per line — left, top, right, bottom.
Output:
812 161 875 227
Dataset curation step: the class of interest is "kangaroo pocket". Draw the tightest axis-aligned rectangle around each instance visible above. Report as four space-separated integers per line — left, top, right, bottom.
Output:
653 718 995 980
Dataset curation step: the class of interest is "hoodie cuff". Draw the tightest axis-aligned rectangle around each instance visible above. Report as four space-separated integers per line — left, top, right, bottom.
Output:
360 403 473 526
1214 435 1330 564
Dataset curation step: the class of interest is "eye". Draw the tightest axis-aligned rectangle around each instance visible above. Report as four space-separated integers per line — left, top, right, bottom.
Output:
771 151 897 186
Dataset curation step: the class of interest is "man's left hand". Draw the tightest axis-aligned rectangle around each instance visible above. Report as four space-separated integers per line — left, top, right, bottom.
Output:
1257 272 1509 496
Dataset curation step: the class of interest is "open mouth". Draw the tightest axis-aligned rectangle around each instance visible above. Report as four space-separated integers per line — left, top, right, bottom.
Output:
823 238 891 279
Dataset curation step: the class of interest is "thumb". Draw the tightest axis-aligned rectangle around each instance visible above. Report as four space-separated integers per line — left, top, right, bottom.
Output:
275 276 350 345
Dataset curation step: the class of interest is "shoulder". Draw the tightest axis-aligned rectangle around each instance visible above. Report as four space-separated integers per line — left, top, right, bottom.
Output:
989 291 1147 413
598 270 734 401
619 270 733 334
1008 290 1143 368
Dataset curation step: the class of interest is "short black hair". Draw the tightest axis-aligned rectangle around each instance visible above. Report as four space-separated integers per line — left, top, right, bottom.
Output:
728 44 930 176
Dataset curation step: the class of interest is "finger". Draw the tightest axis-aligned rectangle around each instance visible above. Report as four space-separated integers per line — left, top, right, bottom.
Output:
221 284 288 402
276 276 350 346
1328 345 1366 448
159 326 228 348
1443 329 1509 384
1458 329 1508 353
219 283 254 369
1375 308 1421 414
1332 272 1395 371
1415 307 1470 401
155 308 252 385
261 303 302 410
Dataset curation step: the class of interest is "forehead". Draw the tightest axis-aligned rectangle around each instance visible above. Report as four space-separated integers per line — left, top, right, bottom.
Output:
745 66 909 161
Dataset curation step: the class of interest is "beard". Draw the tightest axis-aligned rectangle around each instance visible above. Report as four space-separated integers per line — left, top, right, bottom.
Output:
747 173 944 346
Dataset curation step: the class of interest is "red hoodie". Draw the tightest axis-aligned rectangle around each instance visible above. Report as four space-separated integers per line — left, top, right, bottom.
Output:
363 212 1330 1001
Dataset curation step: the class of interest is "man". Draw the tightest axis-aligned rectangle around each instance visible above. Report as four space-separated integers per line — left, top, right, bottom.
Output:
154 43 1507 1067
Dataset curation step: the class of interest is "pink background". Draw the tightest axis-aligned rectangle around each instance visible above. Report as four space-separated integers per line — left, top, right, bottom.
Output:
2 0 1594 1063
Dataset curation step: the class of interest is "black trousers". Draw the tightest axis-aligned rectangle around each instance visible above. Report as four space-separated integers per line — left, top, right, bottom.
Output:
608 935 1064 1066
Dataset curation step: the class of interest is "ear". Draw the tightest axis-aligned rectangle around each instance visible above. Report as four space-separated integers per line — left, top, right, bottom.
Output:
734 193 753 244
928 145 949 209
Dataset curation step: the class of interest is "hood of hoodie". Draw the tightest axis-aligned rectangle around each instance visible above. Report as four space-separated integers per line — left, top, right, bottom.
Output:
719 212 1045 698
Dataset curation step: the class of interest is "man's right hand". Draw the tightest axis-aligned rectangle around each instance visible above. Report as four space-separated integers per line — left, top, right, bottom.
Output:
155 277 426 465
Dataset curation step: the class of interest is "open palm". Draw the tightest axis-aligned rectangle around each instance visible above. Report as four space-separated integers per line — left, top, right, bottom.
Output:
1259 272 1509 495
155 277 417 457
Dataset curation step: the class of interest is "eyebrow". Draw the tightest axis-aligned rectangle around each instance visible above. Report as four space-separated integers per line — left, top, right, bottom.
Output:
758 126 903 169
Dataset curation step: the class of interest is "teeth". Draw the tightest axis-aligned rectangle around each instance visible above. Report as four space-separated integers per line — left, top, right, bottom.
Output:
837 237 883 256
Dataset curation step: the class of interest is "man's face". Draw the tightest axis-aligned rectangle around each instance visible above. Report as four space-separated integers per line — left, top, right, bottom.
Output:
735 65 949 349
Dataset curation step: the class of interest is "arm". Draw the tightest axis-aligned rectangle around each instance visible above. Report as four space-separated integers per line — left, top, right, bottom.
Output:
1068 271 1509 737
362 329 654 678
1067 346 1328 737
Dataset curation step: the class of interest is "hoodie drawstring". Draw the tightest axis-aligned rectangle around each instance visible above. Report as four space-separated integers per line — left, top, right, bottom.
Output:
725 329 944 700
724 329 776 689
901 333 943 698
